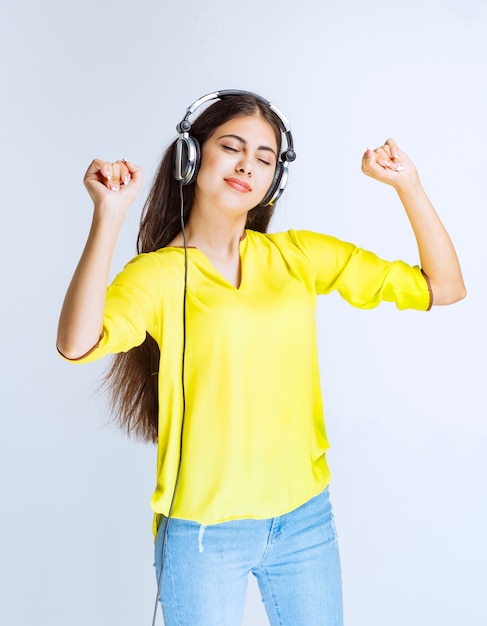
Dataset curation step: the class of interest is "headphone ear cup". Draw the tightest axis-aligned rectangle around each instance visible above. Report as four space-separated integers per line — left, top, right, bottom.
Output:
259 162 287 207
173 136 201 185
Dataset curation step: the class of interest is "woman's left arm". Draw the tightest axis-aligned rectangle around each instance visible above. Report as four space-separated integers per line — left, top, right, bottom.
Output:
362 139 466 306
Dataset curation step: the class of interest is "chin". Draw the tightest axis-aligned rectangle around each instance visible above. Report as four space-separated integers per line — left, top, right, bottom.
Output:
215 193 258 215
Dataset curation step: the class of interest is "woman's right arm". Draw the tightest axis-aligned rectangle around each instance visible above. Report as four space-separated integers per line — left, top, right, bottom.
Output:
56 159 142 360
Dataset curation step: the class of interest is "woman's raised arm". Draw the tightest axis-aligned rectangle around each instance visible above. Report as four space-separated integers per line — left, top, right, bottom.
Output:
362 140 466 305
57 159 142 359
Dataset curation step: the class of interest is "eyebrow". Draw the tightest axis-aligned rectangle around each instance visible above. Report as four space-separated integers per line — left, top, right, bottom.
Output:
217 134 277 158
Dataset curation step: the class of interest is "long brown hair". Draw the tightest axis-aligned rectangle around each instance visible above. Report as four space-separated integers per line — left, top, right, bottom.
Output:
103 94 283 443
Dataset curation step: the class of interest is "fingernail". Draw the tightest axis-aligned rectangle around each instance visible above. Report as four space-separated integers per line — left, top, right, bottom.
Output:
395 164 404 171
379 159 391 167
123 174 130 185
109 183 120 191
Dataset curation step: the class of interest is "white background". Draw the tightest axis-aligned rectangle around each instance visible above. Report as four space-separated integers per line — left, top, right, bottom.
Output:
1 1 486 625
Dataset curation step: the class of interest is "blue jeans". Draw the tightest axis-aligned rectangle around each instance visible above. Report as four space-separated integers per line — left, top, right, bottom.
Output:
153 488 343 626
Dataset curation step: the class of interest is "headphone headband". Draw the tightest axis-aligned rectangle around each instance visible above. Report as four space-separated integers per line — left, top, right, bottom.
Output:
173 89 296 206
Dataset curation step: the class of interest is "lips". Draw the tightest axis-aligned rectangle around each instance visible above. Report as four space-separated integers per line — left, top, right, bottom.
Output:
224 178 252 193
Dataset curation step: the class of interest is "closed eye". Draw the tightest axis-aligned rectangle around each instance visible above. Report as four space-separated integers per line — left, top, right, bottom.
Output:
222 143 272 166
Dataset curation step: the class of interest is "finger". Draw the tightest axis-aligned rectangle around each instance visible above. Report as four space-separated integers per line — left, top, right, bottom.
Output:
84 160 116 193
368 146 392 168
115 159 130 186
121 159 143 185
362 146 402 177
86 159 112 181
361 147 378 175
105 161 123 191
384 139 404 170
385 138 400 160
122 159 142 176
85 158 142 192
374 146 404 172
99 160 119 186
363 146 392 164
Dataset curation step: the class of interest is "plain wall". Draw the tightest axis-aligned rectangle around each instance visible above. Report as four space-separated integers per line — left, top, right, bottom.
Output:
1 1 485 624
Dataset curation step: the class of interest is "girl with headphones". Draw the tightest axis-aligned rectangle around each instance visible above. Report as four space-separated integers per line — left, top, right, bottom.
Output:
57 91 465 626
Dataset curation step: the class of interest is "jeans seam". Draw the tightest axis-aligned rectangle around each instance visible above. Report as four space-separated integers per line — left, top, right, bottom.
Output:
253 566 283 626
164 523 184 626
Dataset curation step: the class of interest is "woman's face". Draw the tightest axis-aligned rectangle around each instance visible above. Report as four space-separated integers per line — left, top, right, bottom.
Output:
195 114 279 215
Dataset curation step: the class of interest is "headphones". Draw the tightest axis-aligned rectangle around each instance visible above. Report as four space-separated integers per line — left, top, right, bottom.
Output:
173 89 296 207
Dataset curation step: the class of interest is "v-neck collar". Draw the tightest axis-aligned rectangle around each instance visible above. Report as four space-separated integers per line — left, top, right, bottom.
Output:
167 230 250 291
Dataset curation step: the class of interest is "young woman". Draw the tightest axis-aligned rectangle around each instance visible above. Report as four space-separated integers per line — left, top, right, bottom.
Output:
57 91 466 626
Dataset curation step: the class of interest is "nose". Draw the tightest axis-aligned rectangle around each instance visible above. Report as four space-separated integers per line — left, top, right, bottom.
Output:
236 156 252 176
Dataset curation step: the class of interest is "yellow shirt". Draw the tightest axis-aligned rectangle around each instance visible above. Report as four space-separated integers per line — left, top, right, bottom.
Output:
65 230 431 526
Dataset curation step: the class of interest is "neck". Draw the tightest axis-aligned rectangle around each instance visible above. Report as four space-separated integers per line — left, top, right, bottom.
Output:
185 201 247 258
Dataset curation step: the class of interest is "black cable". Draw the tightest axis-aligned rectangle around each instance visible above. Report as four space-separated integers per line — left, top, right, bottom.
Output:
151 180 188 626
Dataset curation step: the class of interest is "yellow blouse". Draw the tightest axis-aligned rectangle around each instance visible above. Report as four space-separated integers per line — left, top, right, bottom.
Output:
64 230 431 527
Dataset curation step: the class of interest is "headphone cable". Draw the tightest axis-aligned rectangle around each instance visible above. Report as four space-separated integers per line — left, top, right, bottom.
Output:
151 180 188 626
